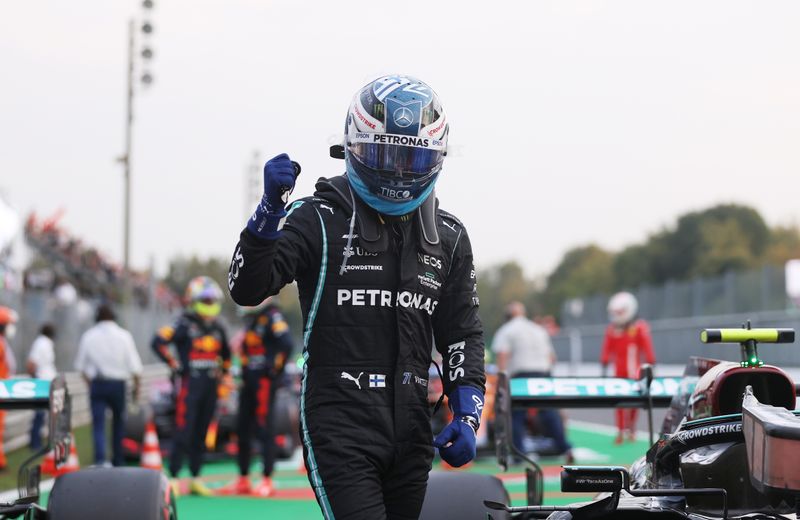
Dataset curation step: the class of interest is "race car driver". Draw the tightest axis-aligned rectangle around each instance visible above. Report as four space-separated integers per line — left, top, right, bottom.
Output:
152 276 231 496
222 297 293 497
228 74 486 520
600 291 656 443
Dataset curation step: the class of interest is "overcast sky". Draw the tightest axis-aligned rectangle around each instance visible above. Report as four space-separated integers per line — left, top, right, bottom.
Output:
2 0 800 278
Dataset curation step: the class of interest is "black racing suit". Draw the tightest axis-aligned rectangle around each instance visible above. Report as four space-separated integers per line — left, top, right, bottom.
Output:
229 175 485 520
152 312 231 478
237 304 293 477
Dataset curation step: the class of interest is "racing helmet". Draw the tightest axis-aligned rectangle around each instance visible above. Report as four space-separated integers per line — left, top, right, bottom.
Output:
185 276 223 319
341 74 449 216
0 306 18 340
607 292 638 326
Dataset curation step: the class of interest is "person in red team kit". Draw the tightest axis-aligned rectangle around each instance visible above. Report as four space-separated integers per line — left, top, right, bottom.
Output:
600 291 656 443
152 276 231 496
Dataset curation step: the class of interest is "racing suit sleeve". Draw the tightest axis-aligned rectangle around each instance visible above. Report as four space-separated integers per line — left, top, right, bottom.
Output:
228 200 321 306
267 312 294 377
151 321 184 371
433 227 486 398
637 320 656 364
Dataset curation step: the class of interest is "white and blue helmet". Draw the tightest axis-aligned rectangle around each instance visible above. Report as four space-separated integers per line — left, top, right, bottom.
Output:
342 75 449 216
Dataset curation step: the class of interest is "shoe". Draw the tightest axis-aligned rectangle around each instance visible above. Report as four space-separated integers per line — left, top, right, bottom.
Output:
564 450 575 465
627 430 637 442
253 477 275 497
614 433 624 445
189 478 214 497
169 478 181 498
217 476 251 495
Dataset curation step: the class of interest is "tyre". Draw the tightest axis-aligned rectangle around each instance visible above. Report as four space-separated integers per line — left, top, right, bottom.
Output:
123 406 147 461
419 471 511 520
48 467 177 520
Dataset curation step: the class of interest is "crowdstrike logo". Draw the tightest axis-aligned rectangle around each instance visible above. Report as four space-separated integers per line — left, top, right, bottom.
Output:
676 423 741 443
336 289 438 315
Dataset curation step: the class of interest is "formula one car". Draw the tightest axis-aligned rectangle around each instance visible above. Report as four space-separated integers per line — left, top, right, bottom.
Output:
123 373 299 462
0 376 177 520
477 324 800 519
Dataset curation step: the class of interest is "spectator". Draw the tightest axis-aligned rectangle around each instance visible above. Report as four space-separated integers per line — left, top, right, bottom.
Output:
492 301 573 463
74 304 143 466
0 306 19 469
27 323 57 450
600 291 656 443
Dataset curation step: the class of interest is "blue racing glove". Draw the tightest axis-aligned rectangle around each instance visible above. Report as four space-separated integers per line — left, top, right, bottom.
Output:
433 386 484 467
246 153 299 240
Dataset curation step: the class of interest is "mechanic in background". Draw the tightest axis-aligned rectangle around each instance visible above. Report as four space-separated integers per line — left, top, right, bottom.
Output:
600 291 656 443
492 302 573 463
152 276 231 497
0 306 19 469
74 304 143 466
221 297 293 497
27 323 57 450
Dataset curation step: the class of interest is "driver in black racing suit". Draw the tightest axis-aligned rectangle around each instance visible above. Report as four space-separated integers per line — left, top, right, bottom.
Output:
228 74 485 520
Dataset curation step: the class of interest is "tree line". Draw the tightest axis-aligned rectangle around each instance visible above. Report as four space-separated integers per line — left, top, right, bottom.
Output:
163 204 800 340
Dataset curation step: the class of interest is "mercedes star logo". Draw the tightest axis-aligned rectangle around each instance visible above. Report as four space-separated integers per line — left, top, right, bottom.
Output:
393 106 414 128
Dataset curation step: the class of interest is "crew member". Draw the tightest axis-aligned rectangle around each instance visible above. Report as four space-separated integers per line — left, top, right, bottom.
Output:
600 291 656 443
228 75 486 519
222 298 293 497
152 276 231 496
0 306 19 469
74 304 143 466
27 323 57 450
492 302 573 462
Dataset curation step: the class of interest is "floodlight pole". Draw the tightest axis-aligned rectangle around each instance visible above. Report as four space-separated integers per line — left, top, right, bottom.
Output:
122 18 135 271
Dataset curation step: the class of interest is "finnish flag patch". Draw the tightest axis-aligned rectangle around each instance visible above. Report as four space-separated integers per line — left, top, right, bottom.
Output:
369 374 386 388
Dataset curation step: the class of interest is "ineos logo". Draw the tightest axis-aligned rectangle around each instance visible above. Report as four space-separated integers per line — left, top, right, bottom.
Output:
447 341 466 381
418 253 442 270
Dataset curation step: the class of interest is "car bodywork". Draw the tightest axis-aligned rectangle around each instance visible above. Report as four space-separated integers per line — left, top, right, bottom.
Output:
0 377 177 520
484 326 800 519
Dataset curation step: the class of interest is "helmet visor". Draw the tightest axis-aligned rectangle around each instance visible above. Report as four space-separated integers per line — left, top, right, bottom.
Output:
348 132 445 175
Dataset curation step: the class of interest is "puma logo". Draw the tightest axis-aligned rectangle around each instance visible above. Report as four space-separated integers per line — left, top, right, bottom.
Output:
340 371 363 390
442 221 458 232
320 204 335 215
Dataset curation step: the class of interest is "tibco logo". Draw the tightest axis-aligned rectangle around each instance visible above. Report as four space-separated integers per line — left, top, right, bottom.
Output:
380 187 411 200
337 289 438 315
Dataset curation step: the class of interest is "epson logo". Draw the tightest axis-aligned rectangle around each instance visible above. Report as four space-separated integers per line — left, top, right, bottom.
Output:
337 289 438 315
380 187 411 199
417 253 442 270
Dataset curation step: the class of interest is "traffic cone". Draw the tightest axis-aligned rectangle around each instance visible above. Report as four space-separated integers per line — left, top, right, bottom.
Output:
41 448 57 476
140 421 163 471
57 434 80 476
